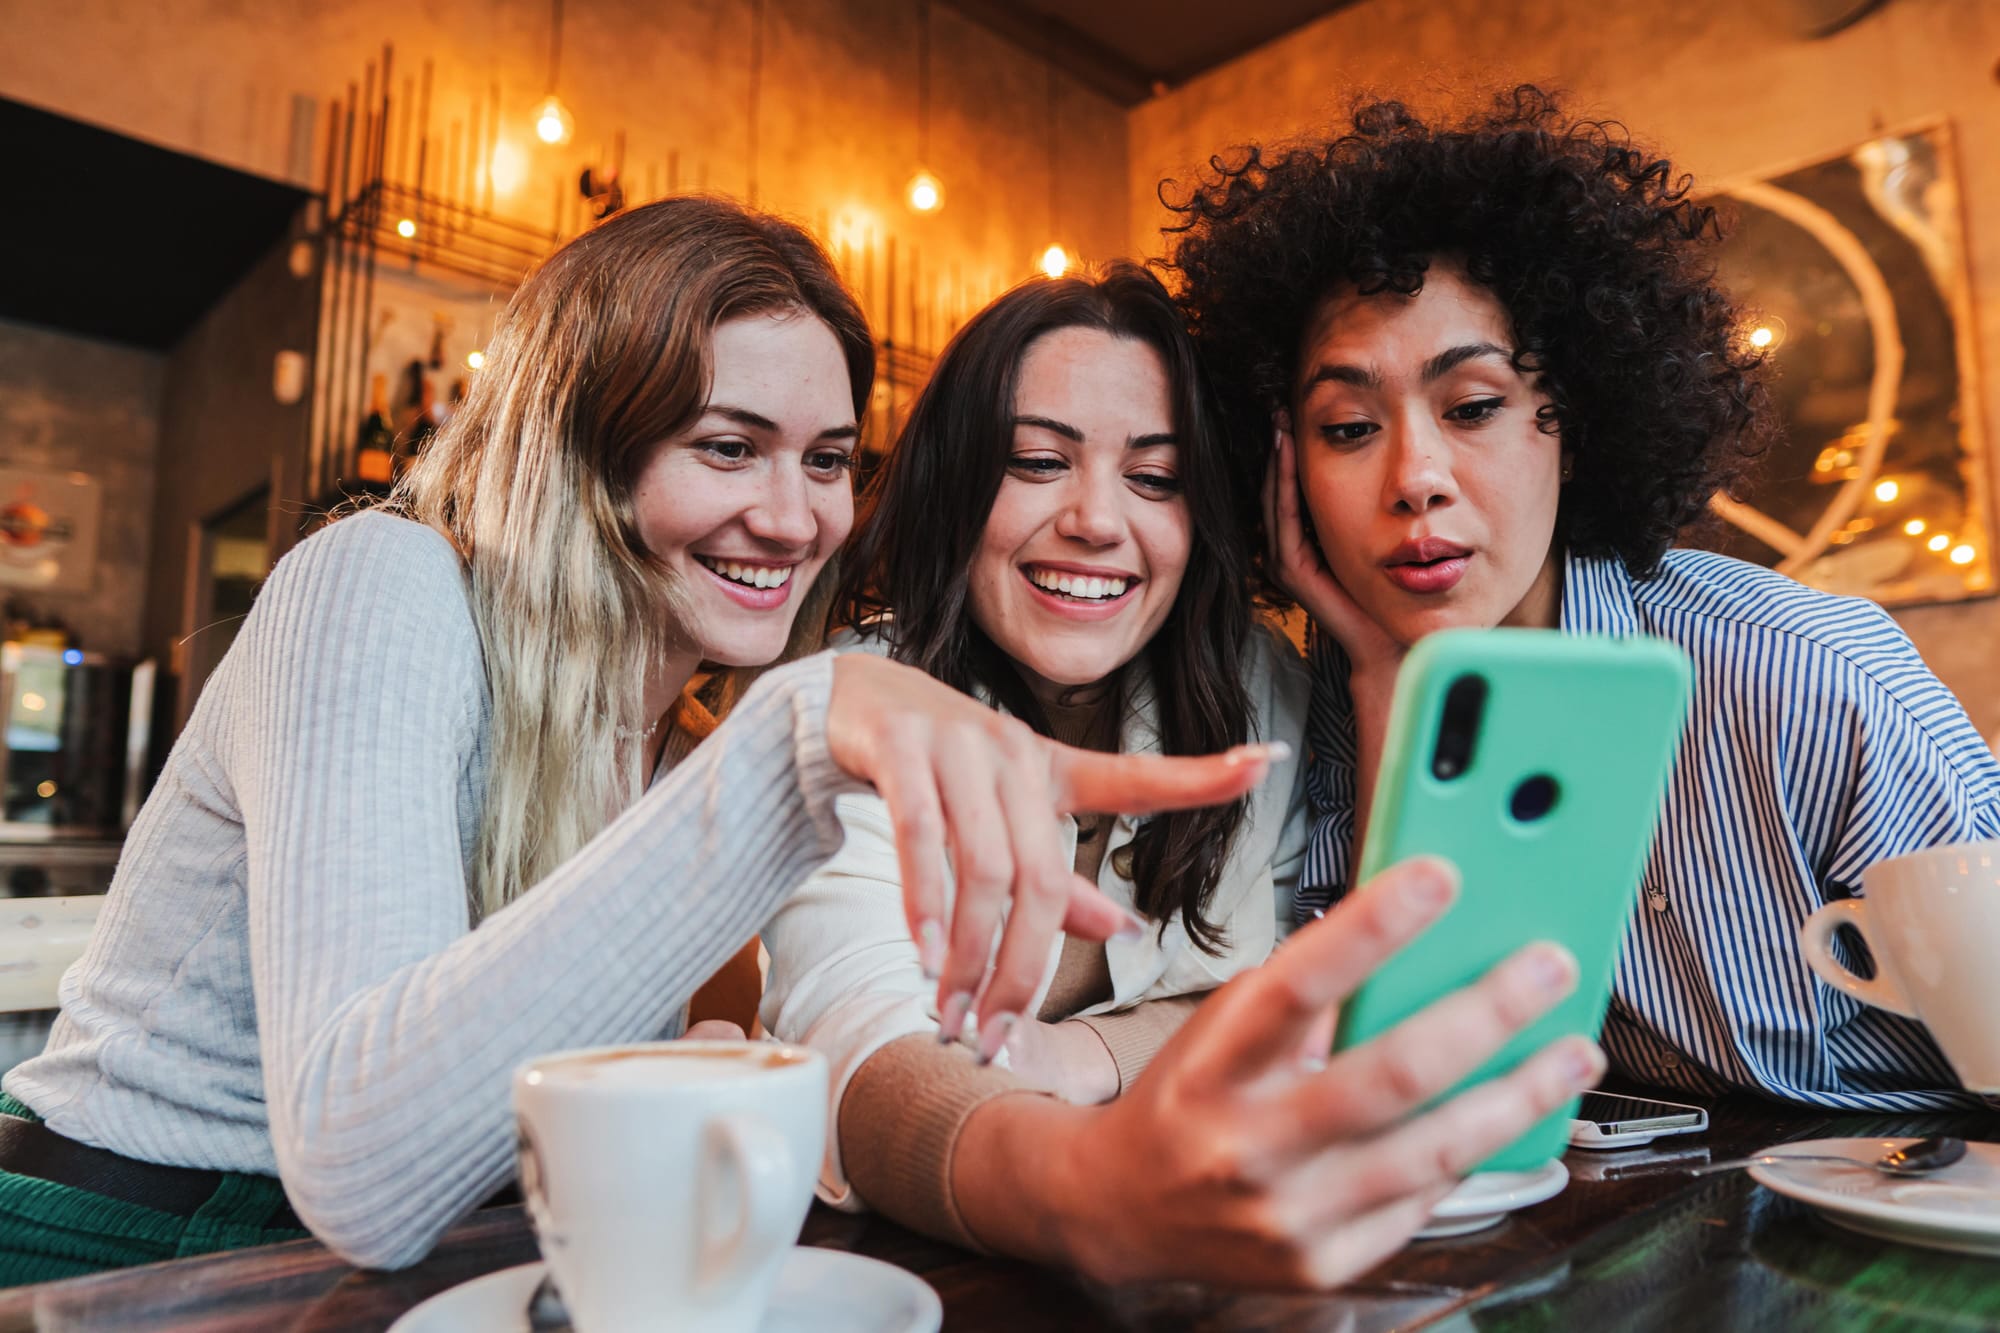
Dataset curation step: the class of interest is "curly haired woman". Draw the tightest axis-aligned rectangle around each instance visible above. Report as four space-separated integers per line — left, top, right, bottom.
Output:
1164 86 2000 1111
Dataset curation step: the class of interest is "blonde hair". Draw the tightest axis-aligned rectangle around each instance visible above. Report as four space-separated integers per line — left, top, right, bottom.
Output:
394 197 873 919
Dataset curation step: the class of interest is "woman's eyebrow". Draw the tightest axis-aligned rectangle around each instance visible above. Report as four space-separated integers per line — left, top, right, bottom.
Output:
703 405 858 441
1013 414 1082 441
1421 342 1513 382
704 404 779 431
1302 341 1515 395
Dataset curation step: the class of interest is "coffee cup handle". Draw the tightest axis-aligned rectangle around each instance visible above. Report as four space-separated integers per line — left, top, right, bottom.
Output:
1799 898 1917 1018
698 1113 796 1298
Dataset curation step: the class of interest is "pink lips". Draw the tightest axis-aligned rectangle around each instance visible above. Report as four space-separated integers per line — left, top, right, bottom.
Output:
695 559 794 610
1018 565 1139 623
1383 537 1472 595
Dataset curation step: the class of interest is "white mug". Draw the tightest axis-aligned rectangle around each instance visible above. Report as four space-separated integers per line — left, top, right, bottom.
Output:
513 1041 829 1333
1799 839 2000 1092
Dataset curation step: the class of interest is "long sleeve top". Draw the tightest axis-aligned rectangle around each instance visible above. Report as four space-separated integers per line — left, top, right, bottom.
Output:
1299 547 2000 1111
4 511 861 1268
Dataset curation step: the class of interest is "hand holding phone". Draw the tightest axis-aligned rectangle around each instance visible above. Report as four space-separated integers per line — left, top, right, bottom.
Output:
1331 629 1692 1172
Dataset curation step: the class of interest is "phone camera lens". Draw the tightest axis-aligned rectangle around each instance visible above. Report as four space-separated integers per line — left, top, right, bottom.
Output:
1509 774 1560 823
1430 674 1486 782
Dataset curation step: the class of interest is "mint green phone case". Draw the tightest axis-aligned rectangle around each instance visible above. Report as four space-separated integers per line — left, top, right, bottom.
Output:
1332 628 1692 1172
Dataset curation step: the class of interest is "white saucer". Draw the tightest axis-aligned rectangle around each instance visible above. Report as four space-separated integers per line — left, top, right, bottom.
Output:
1748 1137 2000 1258
388 1246 943 1333
1415 1159 1569 1239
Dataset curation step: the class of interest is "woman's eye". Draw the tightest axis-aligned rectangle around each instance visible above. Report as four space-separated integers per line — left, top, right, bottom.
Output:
698 439 752 462
1446 397 1505 425
1008 454 1067 476
1318 420 1376 444
1130 471 1181 495
806 449 856 475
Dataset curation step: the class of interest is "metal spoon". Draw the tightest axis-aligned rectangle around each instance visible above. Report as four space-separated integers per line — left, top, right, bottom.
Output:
1684 1134 1967 1179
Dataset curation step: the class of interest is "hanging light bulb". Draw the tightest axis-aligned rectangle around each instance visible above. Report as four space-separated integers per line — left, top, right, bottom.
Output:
904 5 944 215
534 0 574 146
1035 40 1067 282
534 94 574 146
906 170 944 214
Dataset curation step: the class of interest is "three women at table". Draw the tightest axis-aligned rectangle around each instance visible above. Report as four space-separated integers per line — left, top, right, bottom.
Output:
1163 86 2000 1112
0 192 1599 1287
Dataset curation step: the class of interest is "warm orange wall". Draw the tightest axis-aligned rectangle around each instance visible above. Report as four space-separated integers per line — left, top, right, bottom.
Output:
1126 0 2000 736
0 0 1128 346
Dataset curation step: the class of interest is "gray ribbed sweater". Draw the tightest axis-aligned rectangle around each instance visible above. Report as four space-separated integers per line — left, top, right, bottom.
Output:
3 511 855 1269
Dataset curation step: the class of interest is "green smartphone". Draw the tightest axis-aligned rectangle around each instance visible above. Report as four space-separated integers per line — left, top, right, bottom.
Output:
1332 628 1692 1172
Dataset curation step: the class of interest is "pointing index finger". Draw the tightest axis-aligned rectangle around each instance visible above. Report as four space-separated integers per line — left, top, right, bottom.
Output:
1052 741 1291 817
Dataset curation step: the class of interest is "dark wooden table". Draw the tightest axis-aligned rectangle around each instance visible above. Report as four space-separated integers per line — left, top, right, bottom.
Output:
0 1096 1994 1331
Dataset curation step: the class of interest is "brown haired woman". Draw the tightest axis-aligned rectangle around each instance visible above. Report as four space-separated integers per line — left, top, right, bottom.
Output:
0 199 1272 1284
761 263 1607 1288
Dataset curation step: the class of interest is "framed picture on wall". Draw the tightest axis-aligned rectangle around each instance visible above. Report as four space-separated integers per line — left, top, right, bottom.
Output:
1701 120 1994 607
0 465 103 594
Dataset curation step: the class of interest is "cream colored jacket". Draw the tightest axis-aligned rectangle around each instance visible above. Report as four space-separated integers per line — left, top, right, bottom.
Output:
759 622 1311 1207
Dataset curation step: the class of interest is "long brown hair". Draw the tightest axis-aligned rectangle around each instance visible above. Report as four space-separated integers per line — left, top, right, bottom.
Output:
397 197 872 918
835 263 1253 953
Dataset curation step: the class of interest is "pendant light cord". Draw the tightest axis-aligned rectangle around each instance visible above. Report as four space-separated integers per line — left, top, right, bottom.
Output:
748 0 764 205
918 1 931 163
1045 25 1058 239
547 0 563 93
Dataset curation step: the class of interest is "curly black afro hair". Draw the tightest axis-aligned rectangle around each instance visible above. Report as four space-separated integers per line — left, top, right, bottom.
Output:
1158 85 1771 578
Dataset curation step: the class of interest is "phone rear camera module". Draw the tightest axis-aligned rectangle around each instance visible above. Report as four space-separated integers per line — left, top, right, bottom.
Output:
1430 674 1487 781
1509 774 1560 823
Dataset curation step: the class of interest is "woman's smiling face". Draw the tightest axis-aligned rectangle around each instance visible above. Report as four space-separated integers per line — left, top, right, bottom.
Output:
630 310 859 668
1291 261 1566 646
966 326 1192 700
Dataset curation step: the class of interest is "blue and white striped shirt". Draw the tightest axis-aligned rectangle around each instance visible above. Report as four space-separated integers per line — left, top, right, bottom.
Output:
1300 547 2000 1111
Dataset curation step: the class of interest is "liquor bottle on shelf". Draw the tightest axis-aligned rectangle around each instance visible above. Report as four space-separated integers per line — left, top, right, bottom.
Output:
355 373 396 487
437 376 467 428
398 358 437 468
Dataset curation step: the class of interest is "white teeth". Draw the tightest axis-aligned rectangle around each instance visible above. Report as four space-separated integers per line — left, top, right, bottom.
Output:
1026 568 1128 601
698 556 793 590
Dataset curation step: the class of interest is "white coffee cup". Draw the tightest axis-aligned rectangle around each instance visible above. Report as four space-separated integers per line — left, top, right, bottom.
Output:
513 1040 829 1333
1799 839 2000 1092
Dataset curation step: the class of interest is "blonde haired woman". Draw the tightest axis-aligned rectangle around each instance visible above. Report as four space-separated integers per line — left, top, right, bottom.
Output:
0 197 1264 1285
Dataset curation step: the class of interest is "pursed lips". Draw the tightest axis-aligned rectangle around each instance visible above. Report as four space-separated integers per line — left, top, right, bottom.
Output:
1381 537 1472 595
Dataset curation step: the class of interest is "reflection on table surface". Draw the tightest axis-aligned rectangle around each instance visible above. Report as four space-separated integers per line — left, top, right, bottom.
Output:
0 1093 1993 1332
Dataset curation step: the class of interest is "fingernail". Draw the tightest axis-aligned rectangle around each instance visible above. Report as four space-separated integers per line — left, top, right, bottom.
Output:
1404 860 1458 910
938 991 974 1044
1113 909 1148 942
1526 944 1578 994
916 920 945 980
974 1011 1019 1066
1563 1039 1605 1084
1226 740 1292 766
1310 906 1327 921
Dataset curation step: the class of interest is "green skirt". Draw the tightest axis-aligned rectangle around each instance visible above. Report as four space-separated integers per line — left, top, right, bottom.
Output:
0 1093 308 1288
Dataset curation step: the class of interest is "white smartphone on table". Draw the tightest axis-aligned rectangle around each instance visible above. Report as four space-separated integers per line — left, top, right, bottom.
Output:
1567 1090 1708 1150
